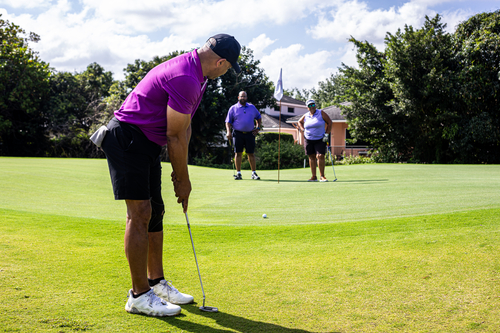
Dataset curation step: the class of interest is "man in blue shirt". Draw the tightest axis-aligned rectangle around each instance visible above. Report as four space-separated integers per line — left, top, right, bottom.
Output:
225 91 262 180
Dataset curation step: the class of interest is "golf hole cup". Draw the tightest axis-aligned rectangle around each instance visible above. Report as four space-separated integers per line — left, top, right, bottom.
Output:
262 214 267 218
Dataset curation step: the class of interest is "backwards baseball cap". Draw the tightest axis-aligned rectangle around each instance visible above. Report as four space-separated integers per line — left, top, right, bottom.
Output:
306 99 316 107
208 34 241 73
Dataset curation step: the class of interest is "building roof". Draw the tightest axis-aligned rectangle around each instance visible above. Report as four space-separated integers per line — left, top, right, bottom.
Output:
280 95 307 106
286 103 350 123
261 113 295 129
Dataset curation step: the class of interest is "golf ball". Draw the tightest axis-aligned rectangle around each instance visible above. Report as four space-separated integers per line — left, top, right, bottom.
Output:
262 214 267 218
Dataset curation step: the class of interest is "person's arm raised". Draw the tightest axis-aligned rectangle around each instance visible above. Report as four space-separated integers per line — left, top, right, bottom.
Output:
167 106 192 213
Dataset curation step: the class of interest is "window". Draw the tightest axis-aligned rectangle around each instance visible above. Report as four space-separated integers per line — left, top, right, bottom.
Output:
288 107 294 113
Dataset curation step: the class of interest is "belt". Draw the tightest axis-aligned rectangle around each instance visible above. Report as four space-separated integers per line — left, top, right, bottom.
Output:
234 130 251 134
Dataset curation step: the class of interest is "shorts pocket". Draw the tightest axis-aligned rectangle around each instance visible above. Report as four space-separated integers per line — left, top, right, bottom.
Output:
116 125 134 151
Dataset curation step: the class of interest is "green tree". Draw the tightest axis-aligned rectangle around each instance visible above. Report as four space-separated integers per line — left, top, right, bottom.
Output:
311 73 345 108
384 15 456 163
44 63 114 157
449 10 500 163
283 87 310 102
337 13 500 163
335 38 400 161
0 15 51 156
336 15 475 163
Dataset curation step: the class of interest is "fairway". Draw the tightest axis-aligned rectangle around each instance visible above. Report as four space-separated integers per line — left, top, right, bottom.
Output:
0 157 499 332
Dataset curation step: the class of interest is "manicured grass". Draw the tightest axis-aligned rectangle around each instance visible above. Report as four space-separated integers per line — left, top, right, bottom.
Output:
0 157 499 332
1 157 499 225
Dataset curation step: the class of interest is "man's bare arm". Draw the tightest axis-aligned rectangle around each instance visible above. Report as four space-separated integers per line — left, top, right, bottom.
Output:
166 106 192 212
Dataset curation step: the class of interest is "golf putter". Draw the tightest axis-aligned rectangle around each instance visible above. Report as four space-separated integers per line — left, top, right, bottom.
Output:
183 208 218 312
230 141 236 179
327 141 338 181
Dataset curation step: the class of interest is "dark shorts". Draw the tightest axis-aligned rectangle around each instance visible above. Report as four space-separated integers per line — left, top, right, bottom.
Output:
233 130 256 154
101 117 162 201
304 138 327 155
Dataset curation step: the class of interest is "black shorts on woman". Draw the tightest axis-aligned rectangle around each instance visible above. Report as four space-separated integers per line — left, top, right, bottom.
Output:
304 138 327 156
101 117 164 232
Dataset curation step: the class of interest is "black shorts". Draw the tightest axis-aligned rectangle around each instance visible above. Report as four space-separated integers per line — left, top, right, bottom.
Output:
304 138 326 155
101 117 162 201
233 130 256 154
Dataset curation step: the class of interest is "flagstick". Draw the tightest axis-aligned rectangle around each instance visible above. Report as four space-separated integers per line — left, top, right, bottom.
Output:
278 100 281 184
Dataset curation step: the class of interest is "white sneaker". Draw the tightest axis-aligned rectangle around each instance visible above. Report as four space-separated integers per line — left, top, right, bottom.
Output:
152 280 194 305
125 289 181 317
251 173 260 180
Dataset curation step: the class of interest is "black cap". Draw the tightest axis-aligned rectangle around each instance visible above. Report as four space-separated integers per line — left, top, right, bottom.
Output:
208 34 241 73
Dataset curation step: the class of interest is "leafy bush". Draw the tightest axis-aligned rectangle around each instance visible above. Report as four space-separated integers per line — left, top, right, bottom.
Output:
256 132 295 144
242 135 305 170
331 152 375 165
192 146 232 169
194 133 305 170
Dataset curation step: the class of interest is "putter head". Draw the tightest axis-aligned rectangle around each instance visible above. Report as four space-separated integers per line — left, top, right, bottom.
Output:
200 306 218 312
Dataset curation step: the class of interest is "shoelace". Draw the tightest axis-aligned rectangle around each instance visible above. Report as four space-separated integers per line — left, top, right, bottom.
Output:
148 291 166 306
158 280 180 302
164 280 180 294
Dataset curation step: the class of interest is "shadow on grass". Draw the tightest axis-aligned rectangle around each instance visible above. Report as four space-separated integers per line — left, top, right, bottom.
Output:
155 303 340 333
258 179 389 183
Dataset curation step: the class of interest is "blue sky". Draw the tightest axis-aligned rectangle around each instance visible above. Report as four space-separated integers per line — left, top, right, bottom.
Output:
1 0 499 91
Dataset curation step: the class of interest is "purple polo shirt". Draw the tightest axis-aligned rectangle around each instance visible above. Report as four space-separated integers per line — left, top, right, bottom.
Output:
225 102 261 132
115 50 207 146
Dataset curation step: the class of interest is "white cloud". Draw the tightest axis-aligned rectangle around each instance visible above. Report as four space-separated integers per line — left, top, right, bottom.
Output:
1 0 330 80
338 44 358 68
248 34 277 59
77 0 327 39
2 0 490 89
0 0 50 9
440 8 474 32
308 0 432 43
1 2 197 78
259 44 335 90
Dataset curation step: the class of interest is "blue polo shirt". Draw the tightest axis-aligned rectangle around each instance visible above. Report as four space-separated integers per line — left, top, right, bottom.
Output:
225 102 261 132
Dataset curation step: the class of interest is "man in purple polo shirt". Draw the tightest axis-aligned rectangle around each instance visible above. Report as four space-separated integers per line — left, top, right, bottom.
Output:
225 91 262 180
99 34 241 317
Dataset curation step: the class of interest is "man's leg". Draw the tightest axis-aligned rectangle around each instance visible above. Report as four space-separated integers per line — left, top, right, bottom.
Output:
233 132 244 174
147 157 165 281
125 199 152 295
145 157 194 305
248 153 256 172
148 231 164 280
235 152 243 172
246 133 257 173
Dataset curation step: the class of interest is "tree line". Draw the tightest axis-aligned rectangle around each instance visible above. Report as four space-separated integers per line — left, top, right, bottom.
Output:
0 14 275 162
1 11 499 164
303 12 500 164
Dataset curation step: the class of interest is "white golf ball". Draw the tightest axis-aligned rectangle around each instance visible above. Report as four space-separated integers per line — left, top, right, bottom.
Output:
262 214 267 218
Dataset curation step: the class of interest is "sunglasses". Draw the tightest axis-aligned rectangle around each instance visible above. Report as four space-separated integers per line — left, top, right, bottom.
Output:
308 104 316 108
